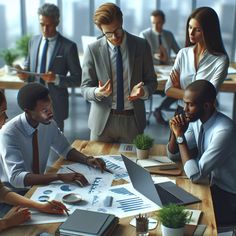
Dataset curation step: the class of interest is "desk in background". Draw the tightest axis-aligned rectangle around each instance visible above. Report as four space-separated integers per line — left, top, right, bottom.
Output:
0 69 25 89
1 140 217 236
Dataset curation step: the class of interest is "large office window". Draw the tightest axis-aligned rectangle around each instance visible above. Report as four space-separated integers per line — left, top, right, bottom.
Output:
120 0 156 36
160 0 192 48
61 0 90 53
0 1 21 65
25 0 41 35
1 0 236 65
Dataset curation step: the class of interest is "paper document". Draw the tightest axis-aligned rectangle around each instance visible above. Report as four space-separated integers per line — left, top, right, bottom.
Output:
9 67 45 77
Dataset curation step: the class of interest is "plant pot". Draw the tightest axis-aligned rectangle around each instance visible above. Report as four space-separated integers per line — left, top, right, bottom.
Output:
136 148 149 159
161 224 184 236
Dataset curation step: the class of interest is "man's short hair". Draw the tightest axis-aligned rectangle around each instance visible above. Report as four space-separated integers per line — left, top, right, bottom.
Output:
151 10 165 22
17 83 49 111
93 3 123 29
186 80 216 103
38 3 60 24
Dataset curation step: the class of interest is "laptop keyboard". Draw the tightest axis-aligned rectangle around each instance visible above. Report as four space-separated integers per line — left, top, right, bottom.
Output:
155 184 182 205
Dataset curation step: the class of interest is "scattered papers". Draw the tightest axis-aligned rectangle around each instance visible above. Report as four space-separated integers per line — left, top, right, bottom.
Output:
97 155 129 181
29 183 160 225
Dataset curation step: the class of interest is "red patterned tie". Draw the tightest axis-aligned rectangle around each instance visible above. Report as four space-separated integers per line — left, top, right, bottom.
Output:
32 129 39 174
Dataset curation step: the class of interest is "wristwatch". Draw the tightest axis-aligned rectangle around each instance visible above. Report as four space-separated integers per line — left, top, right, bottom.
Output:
176 136 184 144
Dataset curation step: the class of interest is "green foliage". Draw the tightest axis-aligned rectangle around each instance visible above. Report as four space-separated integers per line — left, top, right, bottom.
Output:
156 204 191 228
16 35 31 58
133 134 154 150
0 49 18 66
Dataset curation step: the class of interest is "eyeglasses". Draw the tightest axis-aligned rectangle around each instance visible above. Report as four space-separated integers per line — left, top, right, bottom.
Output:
103 27 123 38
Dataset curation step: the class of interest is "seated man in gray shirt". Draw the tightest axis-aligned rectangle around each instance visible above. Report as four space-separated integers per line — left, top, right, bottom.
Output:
0 83 106 191
167 80 236 227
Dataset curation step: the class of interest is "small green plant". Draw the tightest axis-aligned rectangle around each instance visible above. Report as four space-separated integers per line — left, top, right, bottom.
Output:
156 204 191 228
16 34 31 58
0 49 18 66
133 134 154 150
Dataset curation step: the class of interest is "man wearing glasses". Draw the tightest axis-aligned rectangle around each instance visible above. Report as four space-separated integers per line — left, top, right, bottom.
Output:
81 3 157 143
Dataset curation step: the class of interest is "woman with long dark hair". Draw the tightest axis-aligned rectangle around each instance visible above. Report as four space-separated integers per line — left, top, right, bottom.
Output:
165 7 229 110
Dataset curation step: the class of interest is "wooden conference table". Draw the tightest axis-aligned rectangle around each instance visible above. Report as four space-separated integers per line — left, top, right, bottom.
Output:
2 140 217 236
0 70 25 90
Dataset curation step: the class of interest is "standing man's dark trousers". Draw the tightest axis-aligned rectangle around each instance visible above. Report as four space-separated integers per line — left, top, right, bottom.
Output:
211 185 236 227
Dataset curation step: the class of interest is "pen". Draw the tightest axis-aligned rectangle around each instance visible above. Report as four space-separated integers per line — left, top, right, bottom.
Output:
66 166 77 173
46 200 69 216
104 167 113 174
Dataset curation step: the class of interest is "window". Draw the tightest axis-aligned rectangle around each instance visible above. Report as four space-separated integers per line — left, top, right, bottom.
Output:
120 0 156 36
61 0 90 53
0 0 21 66
161 0 192 48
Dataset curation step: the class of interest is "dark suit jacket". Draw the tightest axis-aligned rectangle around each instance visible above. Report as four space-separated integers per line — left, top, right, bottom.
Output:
24 33 82 121
81 32 157 135
140 28 180 65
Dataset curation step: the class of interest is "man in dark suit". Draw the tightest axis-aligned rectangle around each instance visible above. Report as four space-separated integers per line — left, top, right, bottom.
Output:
16 3 81 131
81 3 157 143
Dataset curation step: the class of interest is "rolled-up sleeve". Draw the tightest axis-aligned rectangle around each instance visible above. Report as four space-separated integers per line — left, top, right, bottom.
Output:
0 181 11 202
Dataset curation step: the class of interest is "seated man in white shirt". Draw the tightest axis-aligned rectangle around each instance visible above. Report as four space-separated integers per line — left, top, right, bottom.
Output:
0 83 106 191
167 80 236 227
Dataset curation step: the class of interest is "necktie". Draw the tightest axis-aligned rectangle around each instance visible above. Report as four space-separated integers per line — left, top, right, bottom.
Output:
116 46 124 111
32 129 40 174
158 34 162 45
39 38 49 84
198 125 204 157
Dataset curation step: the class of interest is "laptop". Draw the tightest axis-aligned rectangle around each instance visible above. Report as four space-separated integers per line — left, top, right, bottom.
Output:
121 154 201 206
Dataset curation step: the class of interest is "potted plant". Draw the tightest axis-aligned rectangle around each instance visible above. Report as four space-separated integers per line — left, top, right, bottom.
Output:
0 49 19 73
133 134 154 159
16 34 31 58
156 204 191 236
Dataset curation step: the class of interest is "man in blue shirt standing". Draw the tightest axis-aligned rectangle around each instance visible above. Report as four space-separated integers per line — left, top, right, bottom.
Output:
167 80 236 227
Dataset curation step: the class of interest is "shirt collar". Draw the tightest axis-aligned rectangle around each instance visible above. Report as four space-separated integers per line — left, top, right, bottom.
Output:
199 111 218 130
152 29 162 36
107 31 127 51
43 33 58 42
20 113 37 136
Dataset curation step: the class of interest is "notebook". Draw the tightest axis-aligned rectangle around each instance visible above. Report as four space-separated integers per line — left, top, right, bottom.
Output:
121 154 201 207
58 209 118 236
